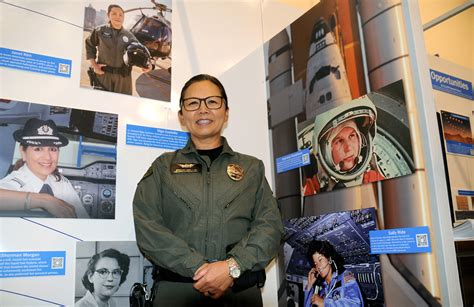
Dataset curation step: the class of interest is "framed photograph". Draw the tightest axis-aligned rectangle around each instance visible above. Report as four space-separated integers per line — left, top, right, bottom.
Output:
80 0 172 101
0 98 117 219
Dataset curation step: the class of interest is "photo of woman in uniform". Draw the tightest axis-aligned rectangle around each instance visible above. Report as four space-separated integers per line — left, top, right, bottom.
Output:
85 4 151 95
76 248 130 307
0 118 89 218
304 240 364 307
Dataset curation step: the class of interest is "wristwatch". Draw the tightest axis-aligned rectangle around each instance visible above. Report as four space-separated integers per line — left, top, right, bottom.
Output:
226 257 241 279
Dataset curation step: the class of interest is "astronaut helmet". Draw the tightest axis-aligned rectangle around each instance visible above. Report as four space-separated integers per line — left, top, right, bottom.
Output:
313 96 377 182
123 42 151 68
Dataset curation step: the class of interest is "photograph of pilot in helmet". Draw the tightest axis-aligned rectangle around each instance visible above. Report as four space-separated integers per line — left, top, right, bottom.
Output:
302 92 414 194
314 97 382 191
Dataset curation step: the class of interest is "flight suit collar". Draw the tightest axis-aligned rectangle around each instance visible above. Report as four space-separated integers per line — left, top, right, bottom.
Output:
180 136 236 157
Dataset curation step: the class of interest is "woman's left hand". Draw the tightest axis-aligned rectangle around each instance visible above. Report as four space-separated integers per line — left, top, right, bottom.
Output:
141 64 153 73
311 293 324 306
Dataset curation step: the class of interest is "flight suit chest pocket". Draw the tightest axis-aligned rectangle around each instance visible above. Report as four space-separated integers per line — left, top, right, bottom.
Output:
220 182 255 246
161 184 196 232
221 181 255 219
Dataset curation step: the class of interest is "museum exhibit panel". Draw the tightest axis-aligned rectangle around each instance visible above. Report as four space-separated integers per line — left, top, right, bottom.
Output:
0 0 472 306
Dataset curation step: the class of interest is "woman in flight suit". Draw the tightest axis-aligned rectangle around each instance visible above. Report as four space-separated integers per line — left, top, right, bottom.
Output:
133 74 283 306
0 118 89 218
85 4 149 94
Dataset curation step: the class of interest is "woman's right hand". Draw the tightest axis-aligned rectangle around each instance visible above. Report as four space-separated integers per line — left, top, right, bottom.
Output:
306 267 317 290
91 62 106 75
32 193 77 218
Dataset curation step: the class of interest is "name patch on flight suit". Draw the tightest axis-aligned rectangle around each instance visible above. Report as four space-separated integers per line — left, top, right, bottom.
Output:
171 163 202 174
332 289 341 300
328 281 342 300
101 31 112 38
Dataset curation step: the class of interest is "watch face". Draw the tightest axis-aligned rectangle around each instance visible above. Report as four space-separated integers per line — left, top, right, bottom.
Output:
230 267 241 278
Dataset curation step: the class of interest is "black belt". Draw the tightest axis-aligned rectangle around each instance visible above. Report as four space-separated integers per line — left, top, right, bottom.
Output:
157 267 266 293
158 267 194 283
102 65 131 76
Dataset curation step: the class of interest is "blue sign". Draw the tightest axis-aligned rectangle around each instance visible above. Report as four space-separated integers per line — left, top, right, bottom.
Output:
430 69 473 100
0 251 66 278
276 148 311 174
126 124 189 150
459 190 474 196
369 226 431 254
445 140 474 156
0 47 72 78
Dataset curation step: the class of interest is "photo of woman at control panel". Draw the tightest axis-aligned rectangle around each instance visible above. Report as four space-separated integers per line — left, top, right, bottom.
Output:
0 99 118 219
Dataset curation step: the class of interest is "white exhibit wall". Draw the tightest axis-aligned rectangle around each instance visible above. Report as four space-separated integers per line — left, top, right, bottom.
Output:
0 0 311 306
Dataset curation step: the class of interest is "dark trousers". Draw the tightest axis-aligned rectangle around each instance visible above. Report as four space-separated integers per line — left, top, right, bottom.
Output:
153 281 263 307
96 72 132 95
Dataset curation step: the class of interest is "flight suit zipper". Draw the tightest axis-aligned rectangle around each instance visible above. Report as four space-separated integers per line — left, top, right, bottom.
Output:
204 164 211 257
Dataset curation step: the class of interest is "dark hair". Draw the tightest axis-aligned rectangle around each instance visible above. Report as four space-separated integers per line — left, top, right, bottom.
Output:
179 74 228 111
15 145 61 181
107 4 124 15
81 249 130 292
306 240 344 275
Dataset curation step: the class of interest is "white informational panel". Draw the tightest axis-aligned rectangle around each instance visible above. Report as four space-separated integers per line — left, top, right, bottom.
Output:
431 55 474 223
0 1 311 306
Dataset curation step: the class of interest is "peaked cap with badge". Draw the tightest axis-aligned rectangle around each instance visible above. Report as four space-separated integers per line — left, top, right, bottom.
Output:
13 118 69 147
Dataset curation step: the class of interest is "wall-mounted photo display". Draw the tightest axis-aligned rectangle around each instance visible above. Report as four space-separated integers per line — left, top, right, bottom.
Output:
264 0 415 214
0 99 117 219
75 241 154 307
80 0 172 101
265 0 416 200
298 80 415 194
283 208 384 306
440 110 474 156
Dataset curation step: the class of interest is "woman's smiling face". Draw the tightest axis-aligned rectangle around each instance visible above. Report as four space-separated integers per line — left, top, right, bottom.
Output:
108 7 124 29
20 146 59 181
178 80 229 149
312 252 332 280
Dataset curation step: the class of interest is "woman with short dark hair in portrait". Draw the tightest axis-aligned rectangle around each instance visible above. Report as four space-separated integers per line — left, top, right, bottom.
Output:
76 248 130 307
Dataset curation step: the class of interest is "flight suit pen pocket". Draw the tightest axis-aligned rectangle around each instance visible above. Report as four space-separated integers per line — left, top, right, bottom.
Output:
172 190 192 210
221 180 252 210
224 194 241 209
162 188 196 235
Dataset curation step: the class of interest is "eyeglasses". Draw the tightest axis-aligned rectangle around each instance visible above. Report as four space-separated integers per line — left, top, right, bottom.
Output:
94 268 123 279
181 96 225 111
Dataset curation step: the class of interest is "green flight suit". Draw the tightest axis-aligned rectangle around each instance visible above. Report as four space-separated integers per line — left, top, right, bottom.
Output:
85 24 137 94
133 137 283 305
